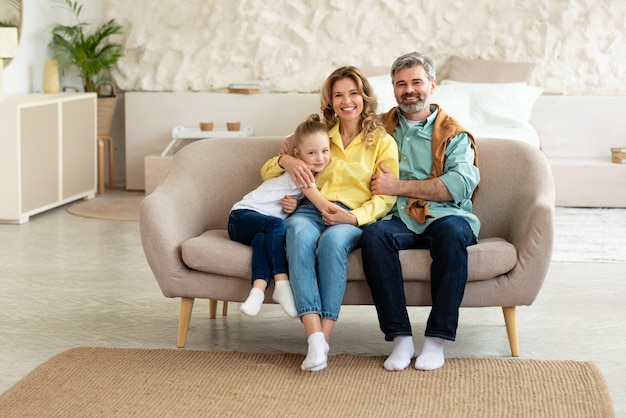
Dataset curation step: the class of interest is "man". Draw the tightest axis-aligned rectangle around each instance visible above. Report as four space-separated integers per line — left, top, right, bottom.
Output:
361 51 480 371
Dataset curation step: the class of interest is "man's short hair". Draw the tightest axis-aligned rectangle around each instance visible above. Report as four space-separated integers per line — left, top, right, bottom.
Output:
391 52 437 82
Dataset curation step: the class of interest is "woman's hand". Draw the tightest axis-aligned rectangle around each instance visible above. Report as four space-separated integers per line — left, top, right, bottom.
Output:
279 135 294 155
321 204 358 226
279 154 316 188
280 195 298 214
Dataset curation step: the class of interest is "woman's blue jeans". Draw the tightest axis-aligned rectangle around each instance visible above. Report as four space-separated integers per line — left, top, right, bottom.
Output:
361 215 476 341
228 209 287 286
285 202 362 320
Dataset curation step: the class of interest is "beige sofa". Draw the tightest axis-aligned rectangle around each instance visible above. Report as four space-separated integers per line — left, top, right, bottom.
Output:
140 136 555 356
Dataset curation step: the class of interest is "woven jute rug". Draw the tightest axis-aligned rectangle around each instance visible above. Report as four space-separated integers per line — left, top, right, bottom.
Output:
0 347 613 417
67 193 144 221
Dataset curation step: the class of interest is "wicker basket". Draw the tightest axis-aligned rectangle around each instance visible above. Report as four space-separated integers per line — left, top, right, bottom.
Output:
97 83 118 136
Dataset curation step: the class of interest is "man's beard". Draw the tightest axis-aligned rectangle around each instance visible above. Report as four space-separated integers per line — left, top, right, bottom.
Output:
397 94 427 114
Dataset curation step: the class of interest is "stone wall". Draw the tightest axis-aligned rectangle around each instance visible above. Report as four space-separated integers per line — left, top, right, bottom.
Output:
104 0 625 95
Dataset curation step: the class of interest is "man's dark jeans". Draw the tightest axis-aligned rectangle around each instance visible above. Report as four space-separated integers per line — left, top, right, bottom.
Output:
361 215 476 341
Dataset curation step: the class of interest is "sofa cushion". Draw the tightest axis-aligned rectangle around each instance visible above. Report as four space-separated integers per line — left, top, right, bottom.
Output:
443 55 536 84
181 230 517 282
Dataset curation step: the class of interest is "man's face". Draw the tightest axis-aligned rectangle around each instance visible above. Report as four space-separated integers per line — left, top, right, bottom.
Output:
392 66 436 116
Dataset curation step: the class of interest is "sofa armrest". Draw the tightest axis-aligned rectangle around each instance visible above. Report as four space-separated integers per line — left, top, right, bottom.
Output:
473 138 555 304
140 154 218 297
506 195 554 302
140 136 284 297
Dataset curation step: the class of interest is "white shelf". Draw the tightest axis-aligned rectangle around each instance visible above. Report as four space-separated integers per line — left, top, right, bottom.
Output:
161 125 254 156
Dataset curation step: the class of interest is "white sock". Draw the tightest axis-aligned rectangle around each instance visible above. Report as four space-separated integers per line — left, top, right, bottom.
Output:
415 337 445 371
383 336 415 371
239 287 264 317
272 280 298 318
301 332 329 372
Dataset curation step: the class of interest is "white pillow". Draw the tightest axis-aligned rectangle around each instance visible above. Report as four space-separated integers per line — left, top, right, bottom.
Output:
431 80 543 146
469 123 541 148
432 80 542 124
367 74 396 114
367 76 543 146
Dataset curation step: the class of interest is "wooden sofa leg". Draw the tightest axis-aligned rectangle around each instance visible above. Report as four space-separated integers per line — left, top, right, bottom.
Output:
209 299 217 318
502 306 520 357
208 300 229 318
177 297 194 348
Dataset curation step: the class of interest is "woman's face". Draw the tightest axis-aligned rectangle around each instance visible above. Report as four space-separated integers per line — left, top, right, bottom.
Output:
331 77 364 124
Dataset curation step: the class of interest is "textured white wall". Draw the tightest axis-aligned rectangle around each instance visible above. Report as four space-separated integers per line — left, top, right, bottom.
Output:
105 0 625 95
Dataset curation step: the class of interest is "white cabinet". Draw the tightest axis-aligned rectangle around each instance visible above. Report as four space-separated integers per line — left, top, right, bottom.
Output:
0 93 97 224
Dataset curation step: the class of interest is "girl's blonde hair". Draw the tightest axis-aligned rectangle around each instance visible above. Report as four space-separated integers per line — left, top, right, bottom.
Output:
319 66 385 149
288 114 328 156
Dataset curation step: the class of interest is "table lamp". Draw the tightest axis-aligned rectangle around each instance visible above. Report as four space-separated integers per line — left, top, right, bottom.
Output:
0 27 19 102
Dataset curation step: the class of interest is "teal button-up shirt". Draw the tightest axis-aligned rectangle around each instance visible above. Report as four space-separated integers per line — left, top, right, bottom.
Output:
390 107 481 238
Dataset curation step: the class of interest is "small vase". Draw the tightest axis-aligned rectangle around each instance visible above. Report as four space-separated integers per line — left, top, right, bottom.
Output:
43 60 60 94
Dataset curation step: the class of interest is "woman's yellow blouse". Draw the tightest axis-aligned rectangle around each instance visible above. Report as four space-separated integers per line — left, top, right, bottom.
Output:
261 123 399 226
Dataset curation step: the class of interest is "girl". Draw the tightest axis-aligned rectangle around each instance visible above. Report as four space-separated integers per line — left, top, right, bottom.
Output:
228 114 333 318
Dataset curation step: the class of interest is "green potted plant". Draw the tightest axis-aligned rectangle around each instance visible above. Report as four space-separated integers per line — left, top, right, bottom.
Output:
49 0 123 135
49 0 123 93
0 0 21 28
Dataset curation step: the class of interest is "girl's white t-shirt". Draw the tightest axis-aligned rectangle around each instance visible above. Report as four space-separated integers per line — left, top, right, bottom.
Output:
231 172 306 219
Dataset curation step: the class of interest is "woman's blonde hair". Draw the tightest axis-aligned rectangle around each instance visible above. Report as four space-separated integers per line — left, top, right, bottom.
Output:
288 113 328 156
319 66 384 149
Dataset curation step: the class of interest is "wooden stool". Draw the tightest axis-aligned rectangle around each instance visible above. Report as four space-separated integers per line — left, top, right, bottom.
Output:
97 134 114 194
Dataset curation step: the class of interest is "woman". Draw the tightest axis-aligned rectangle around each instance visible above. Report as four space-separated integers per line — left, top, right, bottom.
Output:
261 66 399 371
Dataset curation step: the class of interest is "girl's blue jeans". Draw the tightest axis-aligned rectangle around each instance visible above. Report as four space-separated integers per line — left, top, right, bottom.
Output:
228 209 287 286
285 202 362 320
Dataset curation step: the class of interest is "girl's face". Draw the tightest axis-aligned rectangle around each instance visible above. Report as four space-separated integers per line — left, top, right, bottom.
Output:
294 131 331 173
331 77 364 124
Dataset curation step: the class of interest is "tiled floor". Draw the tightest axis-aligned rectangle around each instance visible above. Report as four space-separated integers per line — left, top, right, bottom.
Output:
1 194 624 416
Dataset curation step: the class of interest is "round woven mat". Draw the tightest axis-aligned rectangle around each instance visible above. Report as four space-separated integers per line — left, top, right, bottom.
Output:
66 193 144 221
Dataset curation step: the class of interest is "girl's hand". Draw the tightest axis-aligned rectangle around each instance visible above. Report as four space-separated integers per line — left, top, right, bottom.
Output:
279 154 316 188
321 204 358 226
280 195 298 214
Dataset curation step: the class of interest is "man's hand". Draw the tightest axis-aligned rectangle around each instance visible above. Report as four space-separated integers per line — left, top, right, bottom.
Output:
370 162 399 196
321 204 358 226
280 195 298 214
